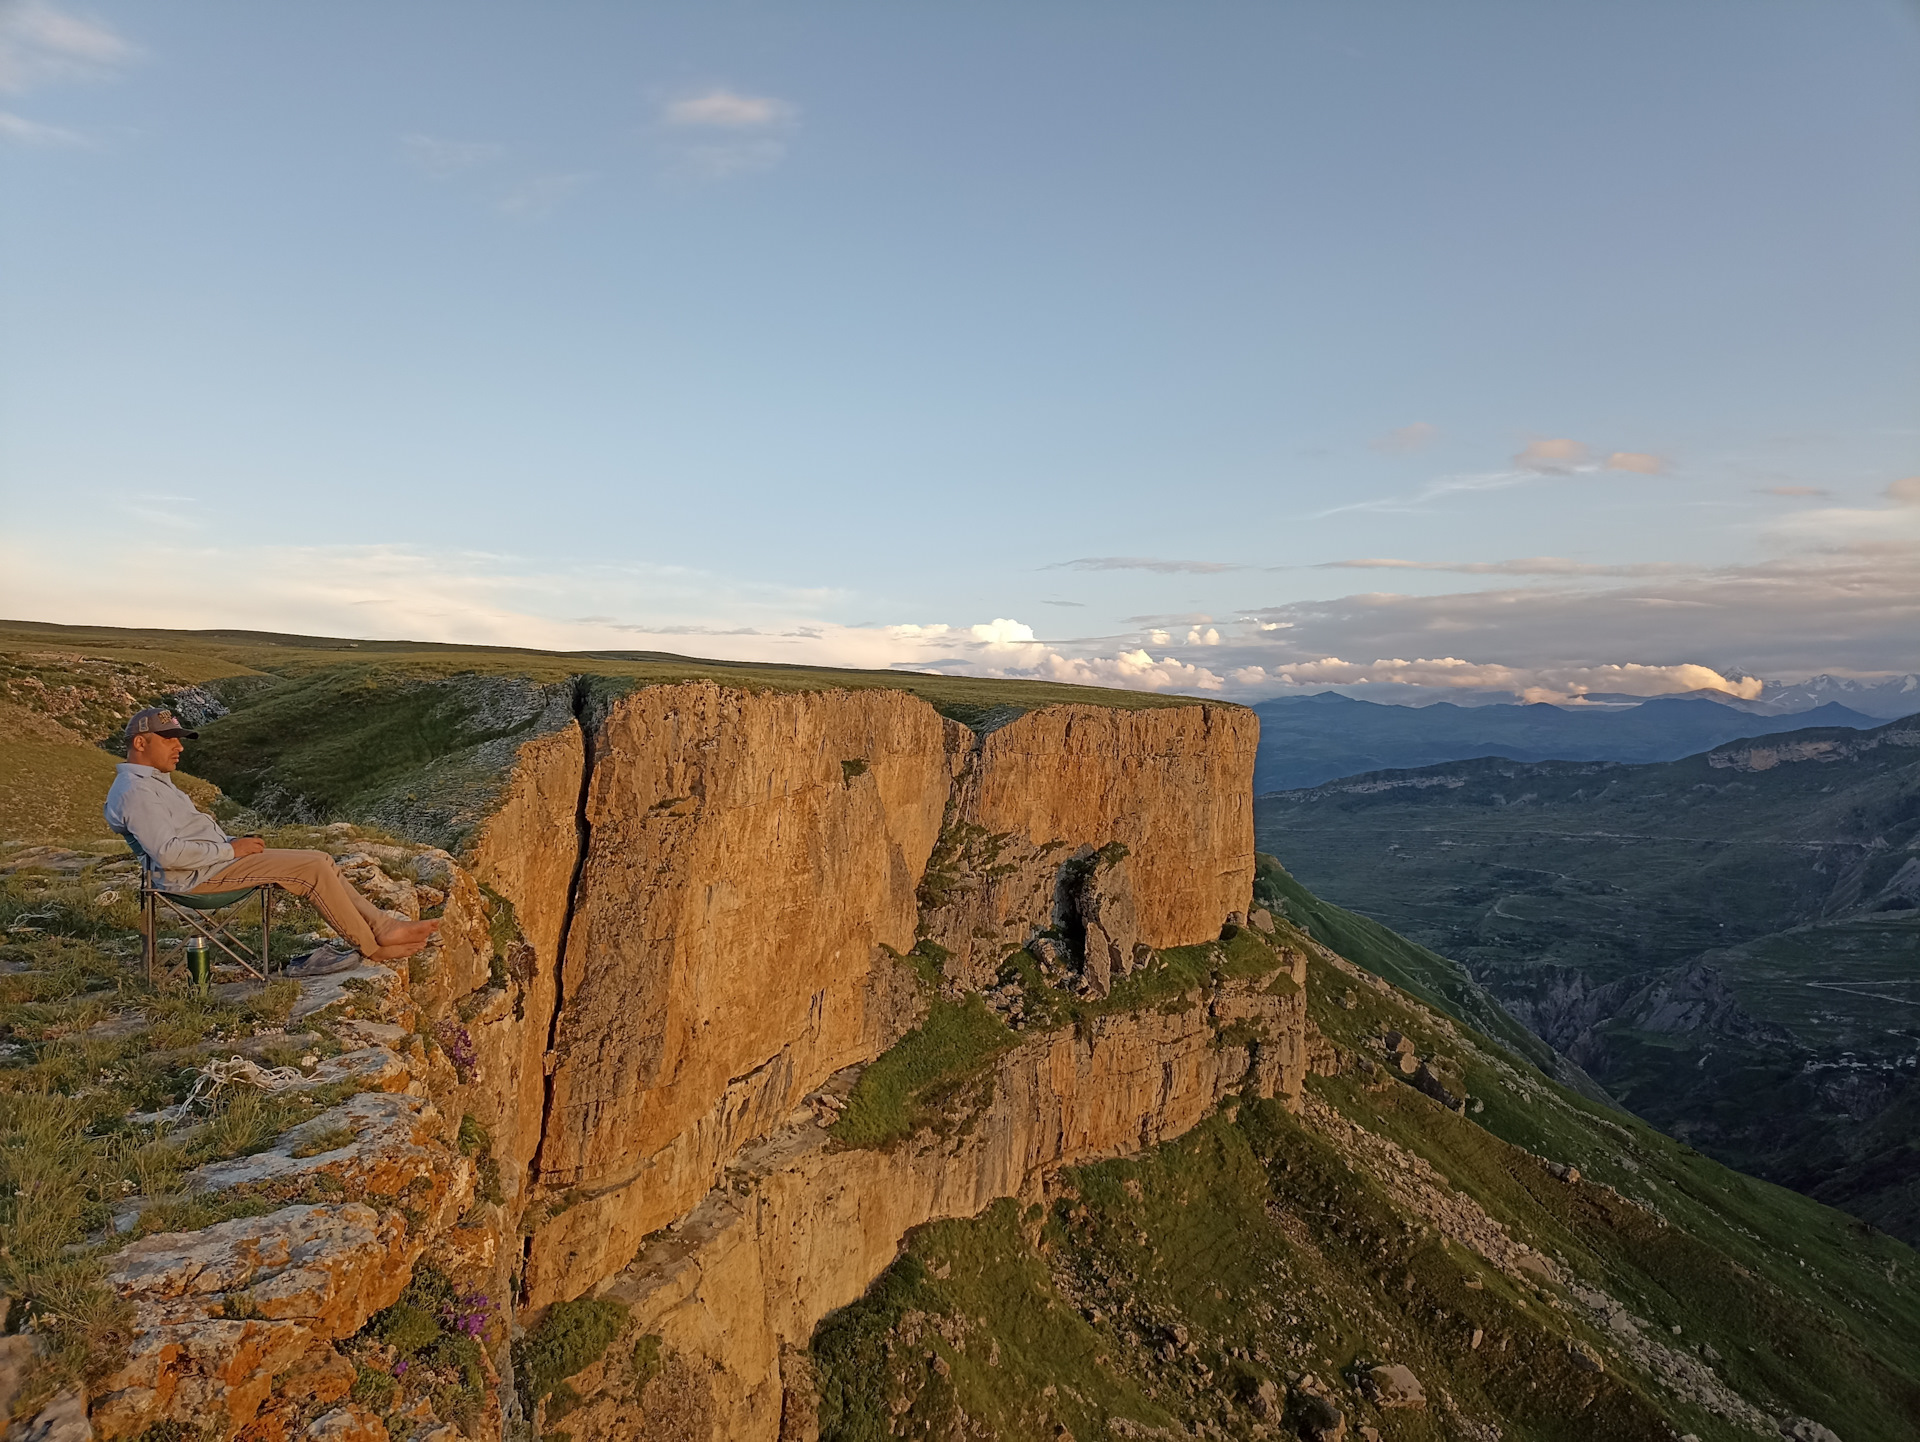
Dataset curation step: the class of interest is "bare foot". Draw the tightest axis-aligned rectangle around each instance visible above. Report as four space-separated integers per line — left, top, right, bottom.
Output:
370 939 431 962
373 918 440 949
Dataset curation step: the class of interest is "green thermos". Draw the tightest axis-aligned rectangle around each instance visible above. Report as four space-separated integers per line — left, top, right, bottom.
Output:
185 937 211 995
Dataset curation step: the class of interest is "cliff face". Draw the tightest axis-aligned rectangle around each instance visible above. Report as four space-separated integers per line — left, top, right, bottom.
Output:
75 681 1263 1442
458 684 1259 1327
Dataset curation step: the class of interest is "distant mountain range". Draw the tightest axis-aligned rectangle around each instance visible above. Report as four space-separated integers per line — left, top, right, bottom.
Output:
1733 672 1920 717
1252 690 1906 793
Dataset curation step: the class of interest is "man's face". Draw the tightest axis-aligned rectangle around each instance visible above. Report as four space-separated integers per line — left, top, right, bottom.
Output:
130 731 185 773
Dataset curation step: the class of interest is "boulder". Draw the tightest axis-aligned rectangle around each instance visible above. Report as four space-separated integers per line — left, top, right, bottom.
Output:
1295 1391 1345 1442
1248 907 1275 934
302 1405 390 1441
1568 1340 1606 1373
1248 1378 1282 1419
1411 1061 1463 1111
1779 1420 1842 1442
10 1389 92 1442
1363 1363 1427 1409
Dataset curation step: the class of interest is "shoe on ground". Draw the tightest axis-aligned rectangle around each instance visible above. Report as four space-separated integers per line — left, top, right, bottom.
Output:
284 945 363 979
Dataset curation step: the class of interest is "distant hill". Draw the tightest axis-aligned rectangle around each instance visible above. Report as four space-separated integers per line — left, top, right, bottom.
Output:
1252 690 1888 793
1254 714 1920 1242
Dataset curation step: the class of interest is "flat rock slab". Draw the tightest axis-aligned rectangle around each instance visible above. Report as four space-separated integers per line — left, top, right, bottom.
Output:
186 1091 455 1205
95 1203 415 1440
290 961 407 1023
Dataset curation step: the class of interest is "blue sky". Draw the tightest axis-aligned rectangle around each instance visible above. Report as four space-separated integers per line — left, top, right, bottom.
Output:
3 1 1917 702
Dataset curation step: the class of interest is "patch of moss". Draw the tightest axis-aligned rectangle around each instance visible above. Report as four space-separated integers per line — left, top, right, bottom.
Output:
514 1294 630 1410
630 1333 663 1390
831 995 1017 1148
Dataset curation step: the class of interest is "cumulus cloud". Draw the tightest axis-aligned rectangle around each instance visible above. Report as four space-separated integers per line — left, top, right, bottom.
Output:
1238 543 1920 685
1260 657 1759 705
1605 451 1665 474
1513 438 1589 474
1370 422 1437 453
1049 556 1244 574
1318 556 1687 578
656 87 796 177
400 133 506 177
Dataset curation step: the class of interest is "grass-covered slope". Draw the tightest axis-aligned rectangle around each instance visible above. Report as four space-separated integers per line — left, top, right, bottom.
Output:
810 867 1920 1442
0 618 1211 852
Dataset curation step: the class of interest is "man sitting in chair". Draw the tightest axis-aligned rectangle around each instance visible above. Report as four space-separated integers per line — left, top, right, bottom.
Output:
104 707 439 964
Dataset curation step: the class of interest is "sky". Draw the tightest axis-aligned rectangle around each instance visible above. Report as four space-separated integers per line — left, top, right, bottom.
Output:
3 0 1918 705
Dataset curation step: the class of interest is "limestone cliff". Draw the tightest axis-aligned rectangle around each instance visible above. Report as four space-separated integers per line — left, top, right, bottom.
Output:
457 684 1258 1328
67 681 1267 1442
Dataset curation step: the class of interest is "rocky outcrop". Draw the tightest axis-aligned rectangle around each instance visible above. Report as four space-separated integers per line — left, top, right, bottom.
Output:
94 1205 418 1439
75 682 1263 1441
923 704 1257 989
564 969 1306 1440
460 685 1255 1311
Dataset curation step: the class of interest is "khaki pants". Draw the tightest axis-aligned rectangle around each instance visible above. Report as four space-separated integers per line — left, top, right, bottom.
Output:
186 849 389 956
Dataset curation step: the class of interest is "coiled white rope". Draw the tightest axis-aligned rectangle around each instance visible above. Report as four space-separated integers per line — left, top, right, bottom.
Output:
154 1054 310 1124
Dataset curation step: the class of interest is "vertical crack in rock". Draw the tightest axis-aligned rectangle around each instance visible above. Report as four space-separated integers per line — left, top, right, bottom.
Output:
524 676 601 1292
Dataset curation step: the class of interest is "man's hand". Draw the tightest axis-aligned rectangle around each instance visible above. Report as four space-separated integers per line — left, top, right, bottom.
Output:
229 836 267 858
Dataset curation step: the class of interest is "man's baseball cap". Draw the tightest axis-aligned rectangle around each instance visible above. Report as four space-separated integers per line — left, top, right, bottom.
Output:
124 707 198 741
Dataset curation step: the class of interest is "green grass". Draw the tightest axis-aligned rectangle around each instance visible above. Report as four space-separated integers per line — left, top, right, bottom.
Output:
513 1294 630 1411
352 1266 492 1432
1255 854 1579 1085
811 873 1920 1442
1 617 1220 853
813 1199 1173 1442
832 994 1018 1147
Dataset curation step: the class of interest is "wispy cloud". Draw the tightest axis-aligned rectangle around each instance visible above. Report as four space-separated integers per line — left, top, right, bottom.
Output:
400 133 506 178
663 89 795 129
1604 451 1665 474
0 107 82 145
0 0 134 94
1758 486 1829 498
0 0 136 147
1888 476 1920 506
655 86 797 178
1322 435 1668 517
1370 422 1437 453
1317 556 1689 578
1513 437 1588 474
1048 556 1244 575
496 172 591 218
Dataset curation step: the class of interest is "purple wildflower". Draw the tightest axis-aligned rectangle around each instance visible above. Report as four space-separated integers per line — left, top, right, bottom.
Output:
394 1360 409 1376
434 1021 477 1083
439 1288 494 1339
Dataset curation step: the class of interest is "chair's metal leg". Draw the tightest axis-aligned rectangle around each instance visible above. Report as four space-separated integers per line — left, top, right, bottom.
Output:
142 886 156 985
262 888 274 977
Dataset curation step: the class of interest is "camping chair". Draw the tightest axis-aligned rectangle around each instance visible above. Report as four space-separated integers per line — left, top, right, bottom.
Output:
118 834 282 985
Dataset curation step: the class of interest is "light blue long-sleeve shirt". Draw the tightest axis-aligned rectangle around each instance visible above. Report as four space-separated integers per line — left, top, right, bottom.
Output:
103 763 237 892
